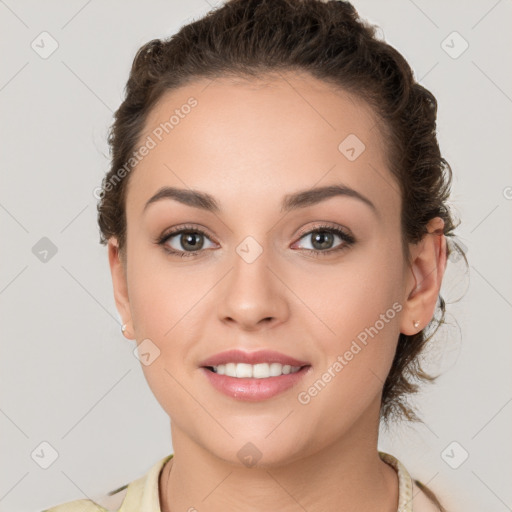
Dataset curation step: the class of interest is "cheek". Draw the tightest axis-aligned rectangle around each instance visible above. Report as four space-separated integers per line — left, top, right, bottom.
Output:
126 251 218 400
300 243 403 390
295 258 403 437
298 239 403 341
126 253 203 413
127 248 205 339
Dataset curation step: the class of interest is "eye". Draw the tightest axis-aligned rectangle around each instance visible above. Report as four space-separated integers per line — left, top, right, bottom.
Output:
155 223 356 259
156 224 217 258
293 224 355 257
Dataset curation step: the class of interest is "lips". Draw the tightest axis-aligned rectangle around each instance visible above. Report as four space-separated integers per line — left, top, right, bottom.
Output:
199 349 310 368
200 364 311 401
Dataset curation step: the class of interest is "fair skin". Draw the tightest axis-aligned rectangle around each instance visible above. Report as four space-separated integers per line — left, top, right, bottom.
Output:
108 72 446 512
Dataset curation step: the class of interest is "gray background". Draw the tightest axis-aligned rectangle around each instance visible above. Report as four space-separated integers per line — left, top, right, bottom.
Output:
1 1 511 511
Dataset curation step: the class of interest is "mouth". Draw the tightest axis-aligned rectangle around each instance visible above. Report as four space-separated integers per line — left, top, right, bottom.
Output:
198 348 312 400
200 363 312 401
198 348 310 369
202 362 311 379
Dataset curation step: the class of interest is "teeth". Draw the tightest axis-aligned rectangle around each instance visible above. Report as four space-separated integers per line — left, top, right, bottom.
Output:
212 362 302 378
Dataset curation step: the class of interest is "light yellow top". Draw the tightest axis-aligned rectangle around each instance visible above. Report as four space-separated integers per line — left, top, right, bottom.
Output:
41 451 442 512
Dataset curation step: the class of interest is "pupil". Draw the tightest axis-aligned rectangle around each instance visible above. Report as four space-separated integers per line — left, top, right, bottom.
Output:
313 231 333 250
182 232 203 250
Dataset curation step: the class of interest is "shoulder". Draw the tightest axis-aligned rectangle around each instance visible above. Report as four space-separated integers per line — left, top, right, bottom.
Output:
411 479 447 512
378 451 446 512
40 453 173 512
41 485 128 512
40 498 110 512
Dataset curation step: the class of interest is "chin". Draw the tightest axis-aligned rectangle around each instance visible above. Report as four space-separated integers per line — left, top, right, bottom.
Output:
205 436 307 470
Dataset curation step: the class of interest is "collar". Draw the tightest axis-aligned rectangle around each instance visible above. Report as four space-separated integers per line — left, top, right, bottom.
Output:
115 451 427 512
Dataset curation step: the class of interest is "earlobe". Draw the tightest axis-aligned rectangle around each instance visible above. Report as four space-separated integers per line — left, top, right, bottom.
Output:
400 217 447 335
107 238 134 339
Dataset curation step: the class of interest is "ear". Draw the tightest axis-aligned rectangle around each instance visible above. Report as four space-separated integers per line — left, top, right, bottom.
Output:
400 217 447 335
107 238 134 339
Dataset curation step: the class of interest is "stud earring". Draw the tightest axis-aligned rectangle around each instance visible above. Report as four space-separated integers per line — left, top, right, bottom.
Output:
121 324 127 334
413 320 420 329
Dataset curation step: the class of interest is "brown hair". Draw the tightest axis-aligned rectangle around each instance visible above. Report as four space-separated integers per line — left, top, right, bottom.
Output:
97 0 466 432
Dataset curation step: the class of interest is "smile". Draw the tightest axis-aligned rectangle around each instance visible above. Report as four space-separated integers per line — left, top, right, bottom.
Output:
208 362 303 378
200 364 312 401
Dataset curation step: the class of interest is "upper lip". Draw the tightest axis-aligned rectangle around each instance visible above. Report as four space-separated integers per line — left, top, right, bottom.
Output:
199 349 310 368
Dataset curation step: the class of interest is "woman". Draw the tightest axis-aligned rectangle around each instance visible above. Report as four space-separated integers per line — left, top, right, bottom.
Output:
44 0 465 510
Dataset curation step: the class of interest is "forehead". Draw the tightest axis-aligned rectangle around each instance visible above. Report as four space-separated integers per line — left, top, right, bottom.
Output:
127 72 396 217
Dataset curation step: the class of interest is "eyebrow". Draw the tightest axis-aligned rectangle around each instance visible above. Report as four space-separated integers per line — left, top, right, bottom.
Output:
143 184 377 216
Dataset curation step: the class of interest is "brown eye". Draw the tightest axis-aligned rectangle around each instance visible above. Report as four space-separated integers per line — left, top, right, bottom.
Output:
175 232 205 251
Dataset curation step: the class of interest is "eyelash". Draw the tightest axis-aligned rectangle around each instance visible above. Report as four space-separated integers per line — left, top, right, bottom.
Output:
155 223 356 259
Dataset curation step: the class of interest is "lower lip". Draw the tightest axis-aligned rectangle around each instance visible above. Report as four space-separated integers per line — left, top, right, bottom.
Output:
200 366 312 401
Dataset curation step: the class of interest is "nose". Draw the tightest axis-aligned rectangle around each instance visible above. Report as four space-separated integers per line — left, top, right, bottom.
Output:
217 248 290 331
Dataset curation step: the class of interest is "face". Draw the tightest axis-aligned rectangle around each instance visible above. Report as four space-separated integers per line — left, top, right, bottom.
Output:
109 72 431 466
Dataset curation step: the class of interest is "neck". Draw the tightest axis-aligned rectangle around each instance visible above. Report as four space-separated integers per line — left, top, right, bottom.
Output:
159 399 398 512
